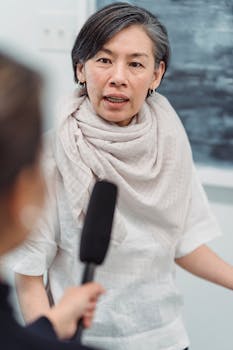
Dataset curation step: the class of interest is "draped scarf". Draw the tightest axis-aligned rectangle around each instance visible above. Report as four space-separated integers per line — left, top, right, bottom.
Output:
53 90 193 247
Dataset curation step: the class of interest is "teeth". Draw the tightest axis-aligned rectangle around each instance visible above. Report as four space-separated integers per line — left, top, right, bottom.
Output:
106 96 127 103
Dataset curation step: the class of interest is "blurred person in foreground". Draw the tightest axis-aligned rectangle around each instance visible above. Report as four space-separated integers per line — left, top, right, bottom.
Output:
6 3 233 350
0 51 105 349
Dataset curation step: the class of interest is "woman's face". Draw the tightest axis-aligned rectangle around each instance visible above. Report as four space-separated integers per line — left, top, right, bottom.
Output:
77 25 165 126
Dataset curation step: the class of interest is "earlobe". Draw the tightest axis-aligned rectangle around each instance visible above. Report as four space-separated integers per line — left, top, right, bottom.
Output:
151 61 166 90
76 63 86 83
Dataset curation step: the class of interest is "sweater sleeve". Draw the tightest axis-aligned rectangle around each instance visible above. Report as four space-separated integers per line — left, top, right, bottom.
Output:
27 316 57 339
26 317 98 349
175 165 222 258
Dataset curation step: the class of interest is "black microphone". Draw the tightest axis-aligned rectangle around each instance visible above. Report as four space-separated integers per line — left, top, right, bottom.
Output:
73 180 118 342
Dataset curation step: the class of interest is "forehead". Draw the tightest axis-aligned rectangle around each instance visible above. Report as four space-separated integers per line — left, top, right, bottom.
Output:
102 25 154 55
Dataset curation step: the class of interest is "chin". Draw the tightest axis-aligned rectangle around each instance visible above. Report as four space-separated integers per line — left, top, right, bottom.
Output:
106 113 133 125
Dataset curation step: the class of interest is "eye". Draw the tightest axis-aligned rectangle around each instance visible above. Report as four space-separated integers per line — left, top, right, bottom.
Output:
96 57 111 64
129 61 144 68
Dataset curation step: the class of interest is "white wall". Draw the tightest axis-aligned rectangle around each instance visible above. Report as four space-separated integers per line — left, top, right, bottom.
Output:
0 0 95 129
177 184 233 350
0 1 233 349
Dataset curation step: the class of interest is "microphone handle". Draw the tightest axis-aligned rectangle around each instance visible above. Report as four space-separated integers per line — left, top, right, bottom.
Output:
72 263 96 343
81 263 96 284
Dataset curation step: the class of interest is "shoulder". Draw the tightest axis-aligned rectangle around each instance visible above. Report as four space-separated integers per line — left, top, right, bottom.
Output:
55 90 86 125
149 92 180 120
148 92 189 137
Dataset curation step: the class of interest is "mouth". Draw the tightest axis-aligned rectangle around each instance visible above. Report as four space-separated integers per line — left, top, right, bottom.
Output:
103 95 129 104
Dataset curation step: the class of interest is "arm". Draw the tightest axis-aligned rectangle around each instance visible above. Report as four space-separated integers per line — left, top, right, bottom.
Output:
44 283 105 340
175 244 233 290
16 273 105 340
15 274 50 323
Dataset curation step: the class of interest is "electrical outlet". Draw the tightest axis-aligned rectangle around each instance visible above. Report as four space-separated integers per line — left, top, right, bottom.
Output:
37 11 78 52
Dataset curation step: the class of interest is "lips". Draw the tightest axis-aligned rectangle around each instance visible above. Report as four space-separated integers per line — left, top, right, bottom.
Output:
104 94 129 103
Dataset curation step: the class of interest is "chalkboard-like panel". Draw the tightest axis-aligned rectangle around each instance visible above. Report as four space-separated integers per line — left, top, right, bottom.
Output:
97 0 233 168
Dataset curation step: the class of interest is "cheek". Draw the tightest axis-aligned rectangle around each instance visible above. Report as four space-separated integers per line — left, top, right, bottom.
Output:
86 78 105 109
134 74 152 93
133 81 149 102
85 69 95 85
86 70 105 93
86 78 96 98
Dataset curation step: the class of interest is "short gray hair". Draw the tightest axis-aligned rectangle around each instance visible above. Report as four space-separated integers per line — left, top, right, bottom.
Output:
71 2 170 84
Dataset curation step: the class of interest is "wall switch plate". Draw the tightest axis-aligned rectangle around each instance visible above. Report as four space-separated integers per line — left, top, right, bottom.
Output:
37 11 78 52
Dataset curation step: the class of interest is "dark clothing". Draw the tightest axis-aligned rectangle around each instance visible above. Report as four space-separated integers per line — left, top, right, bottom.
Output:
0 281 100 350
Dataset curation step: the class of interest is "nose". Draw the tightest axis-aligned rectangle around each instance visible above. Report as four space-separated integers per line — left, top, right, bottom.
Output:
109 63 128 87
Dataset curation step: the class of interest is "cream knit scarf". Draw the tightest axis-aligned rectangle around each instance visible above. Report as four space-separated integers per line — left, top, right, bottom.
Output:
54 91 193 247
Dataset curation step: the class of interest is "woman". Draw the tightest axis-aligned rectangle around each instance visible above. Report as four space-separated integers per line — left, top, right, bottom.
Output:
7 3 233 350
0 51 105 349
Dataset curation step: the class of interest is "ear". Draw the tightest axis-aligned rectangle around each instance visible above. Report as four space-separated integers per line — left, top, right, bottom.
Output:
150 61 166 90
76 63 86 83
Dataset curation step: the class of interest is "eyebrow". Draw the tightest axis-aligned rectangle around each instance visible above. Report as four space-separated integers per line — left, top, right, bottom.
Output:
99 47 149 58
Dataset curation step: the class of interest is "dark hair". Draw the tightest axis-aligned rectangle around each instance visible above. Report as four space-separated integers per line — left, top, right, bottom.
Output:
71 2 170 84
0 52 42 194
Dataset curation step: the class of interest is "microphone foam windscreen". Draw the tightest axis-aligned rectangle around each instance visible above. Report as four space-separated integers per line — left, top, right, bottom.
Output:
80 180 118 265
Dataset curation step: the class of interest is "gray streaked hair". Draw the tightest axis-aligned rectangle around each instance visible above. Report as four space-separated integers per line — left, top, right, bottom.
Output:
71 2 170 84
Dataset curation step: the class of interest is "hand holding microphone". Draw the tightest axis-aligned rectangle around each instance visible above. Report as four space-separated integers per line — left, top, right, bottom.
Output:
73 180 118 342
